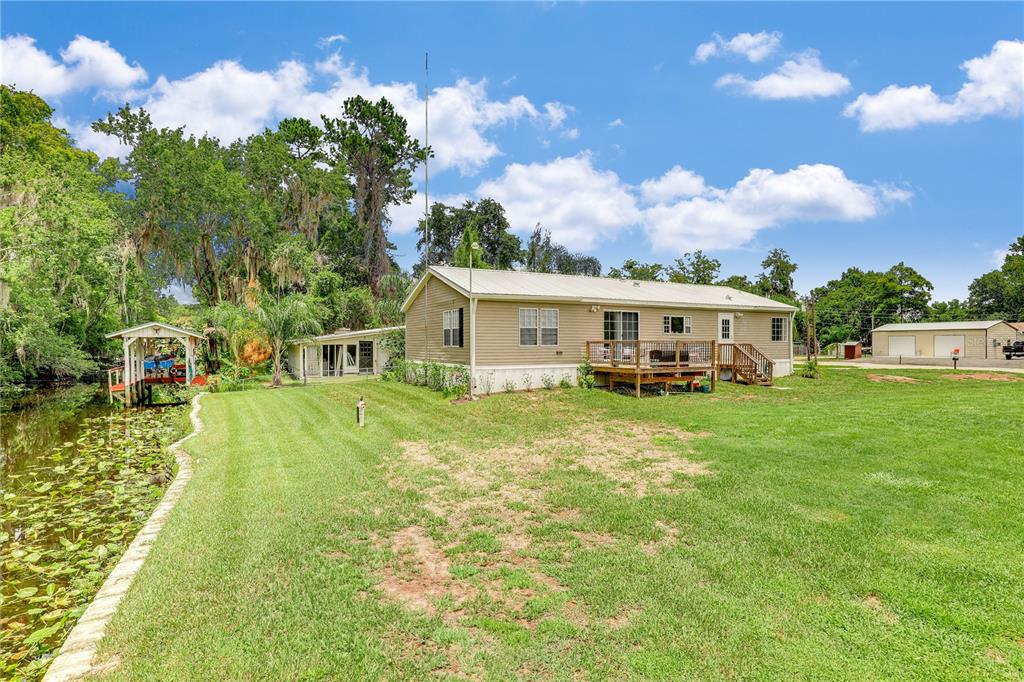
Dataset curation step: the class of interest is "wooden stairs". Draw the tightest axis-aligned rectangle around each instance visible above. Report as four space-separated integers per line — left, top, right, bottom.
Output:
730 343 774 386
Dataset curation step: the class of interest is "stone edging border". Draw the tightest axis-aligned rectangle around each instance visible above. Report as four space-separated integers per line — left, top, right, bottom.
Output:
42 392 206 682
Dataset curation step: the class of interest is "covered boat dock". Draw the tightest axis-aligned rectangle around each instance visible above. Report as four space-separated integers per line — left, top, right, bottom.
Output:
105 322 206 406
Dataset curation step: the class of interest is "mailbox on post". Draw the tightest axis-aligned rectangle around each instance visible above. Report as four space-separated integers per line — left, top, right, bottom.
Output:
950 348 960 370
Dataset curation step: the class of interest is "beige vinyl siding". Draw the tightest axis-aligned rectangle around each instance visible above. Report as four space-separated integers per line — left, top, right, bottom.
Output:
475 301 593 366
473 301 791 366
405 277 469 364
735 311 793 360
872 323 1017 358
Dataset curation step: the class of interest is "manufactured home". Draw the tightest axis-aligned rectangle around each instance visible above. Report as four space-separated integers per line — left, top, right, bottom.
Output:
870 320 1018 359
287 326 403 380
401 266 797 395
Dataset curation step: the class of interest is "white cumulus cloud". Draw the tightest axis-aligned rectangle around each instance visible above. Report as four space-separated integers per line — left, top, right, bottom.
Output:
693 31 782 64
471 155 909 254
475 153 641 250
0 34 146 97
639 165 706 204
844 39 1024 131
608 117 624 128
715 50 850 99
12 34 574 175
641 163 910 251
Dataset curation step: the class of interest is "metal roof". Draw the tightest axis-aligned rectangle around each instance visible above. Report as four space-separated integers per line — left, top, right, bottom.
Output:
290 325 404 345
403 266 797 313
872 320 1007 332
105 321 204 339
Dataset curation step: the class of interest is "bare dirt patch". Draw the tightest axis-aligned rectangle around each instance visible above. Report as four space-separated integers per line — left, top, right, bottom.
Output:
378 525 469 614
379 420 712 628
572 530 618 549
943 372 1021 382
860 593 898 624
641 520 682 555
867 374 921 384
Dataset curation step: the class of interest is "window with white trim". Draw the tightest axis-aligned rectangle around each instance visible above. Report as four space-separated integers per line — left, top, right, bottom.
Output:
519 308 538 346
540 308 559 346
442 309 461 347
771 316 788 342
663 315 692 334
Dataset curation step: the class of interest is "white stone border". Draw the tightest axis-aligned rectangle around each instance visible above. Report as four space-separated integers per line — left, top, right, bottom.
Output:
43 393 205 682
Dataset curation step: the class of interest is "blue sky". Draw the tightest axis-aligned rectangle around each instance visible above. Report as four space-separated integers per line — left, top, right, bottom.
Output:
3 2 1022 300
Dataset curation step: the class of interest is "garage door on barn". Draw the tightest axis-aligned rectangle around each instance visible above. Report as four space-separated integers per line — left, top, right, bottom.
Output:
934 335 965 358
888 335 916 356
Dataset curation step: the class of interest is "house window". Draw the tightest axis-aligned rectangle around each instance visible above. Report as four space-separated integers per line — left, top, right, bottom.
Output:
540 309 559 346
519 308 538 345
720 316 731 340
663 315 692 334
771 316 788 342
442 309 461 347
604 311 639 340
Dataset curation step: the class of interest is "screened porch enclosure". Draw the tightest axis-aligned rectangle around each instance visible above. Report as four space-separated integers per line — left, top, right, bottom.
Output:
302 340 375 378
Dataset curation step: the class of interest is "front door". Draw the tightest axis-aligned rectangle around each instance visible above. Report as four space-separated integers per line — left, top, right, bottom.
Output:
718 313 734 344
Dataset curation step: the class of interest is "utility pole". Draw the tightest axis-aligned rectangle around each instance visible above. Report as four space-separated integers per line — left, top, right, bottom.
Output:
804 298 811 360
811 298 818 361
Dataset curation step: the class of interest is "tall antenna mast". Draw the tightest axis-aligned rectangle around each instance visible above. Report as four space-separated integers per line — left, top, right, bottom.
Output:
423 50 430 362
424 50 430 268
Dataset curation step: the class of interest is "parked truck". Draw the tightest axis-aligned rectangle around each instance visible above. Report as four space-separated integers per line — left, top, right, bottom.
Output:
1003 340 1024 360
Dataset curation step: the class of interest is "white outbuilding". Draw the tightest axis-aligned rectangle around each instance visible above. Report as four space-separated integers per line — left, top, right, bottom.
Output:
871 320 1017 359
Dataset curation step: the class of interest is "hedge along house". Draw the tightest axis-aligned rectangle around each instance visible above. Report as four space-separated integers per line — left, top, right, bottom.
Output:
871 320 1018 359
401 266 797 395
287 326 403 380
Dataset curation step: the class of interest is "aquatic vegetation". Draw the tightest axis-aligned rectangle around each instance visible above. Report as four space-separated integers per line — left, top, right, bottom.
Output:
1 406 187 680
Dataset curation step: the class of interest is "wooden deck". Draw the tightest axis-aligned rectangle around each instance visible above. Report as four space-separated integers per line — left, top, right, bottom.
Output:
585 340 774 397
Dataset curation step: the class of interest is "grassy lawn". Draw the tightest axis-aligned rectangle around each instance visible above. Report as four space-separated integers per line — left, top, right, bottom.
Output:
94 369 1023 680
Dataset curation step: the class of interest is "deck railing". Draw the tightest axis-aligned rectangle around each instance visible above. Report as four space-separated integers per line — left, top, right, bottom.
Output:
585 340 717 369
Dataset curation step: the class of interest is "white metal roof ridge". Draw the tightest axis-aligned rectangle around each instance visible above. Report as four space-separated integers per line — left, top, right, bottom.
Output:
290 325 405 344
402 266 797 313
105 321 205 339
872 320 1008 332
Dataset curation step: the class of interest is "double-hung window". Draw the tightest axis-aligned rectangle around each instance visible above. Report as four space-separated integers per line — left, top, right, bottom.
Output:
771 316 788 342
663 315 692 334
519 308 559 346
540 309 559 346
519 308 538 346
442 309 461 347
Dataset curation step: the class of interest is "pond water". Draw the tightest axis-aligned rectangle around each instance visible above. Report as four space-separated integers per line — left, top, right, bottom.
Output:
2 384 115 476
1 384 188 680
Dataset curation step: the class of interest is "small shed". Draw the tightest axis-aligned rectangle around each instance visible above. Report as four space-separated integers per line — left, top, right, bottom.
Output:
841 341 863 360
105 322 205 405
288 326 403 380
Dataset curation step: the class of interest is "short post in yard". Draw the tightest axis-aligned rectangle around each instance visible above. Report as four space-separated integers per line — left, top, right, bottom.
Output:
356 395 366 427
951 348 960 370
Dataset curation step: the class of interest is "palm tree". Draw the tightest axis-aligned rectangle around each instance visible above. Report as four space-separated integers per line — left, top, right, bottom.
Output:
211 301 255 378
252 294 323 387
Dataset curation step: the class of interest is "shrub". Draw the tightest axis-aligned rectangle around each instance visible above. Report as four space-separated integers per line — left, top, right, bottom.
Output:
577 358 595 389
541 373 555 390
388 359 470 398
799 357 820 379
479 371 495 395
504 377 517 393
559 376 573 389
